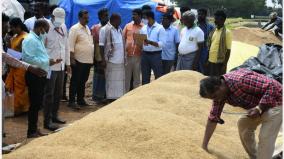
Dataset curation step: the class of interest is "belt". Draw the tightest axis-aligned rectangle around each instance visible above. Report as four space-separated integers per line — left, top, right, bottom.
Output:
143 51 162 55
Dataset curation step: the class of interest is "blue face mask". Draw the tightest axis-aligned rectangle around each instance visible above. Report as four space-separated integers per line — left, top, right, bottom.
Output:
142 18 148 25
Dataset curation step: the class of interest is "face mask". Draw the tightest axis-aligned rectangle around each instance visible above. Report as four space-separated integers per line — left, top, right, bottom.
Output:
40 31 47 40
142 18 148 25
53 20 62 28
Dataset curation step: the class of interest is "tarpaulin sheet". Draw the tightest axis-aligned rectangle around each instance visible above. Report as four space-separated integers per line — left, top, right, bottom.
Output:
58 0 163 29
231 43 283 83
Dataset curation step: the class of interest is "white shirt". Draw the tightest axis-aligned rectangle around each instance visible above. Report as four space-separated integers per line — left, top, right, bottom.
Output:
24 16 48 31
140 22 166 52
99 25 124 64
46 21 70 71
69 23 94 64
178 26 204 55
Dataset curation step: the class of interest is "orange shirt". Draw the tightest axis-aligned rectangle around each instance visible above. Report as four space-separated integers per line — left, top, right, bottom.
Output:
123 21 143 56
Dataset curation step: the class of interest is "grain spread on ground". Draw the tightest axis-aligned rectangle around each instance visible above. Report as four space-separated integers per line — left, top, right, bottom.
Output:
4 71 250 159
232 27 282 46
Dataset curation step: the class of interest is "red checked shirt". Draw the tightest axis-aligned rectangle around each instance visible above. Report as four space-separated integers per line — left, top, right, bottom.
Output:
208 68 282 123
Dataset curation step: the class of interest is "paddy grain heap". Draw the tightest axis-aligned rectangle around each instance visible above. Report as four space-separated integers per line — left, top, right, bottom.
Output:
4 71 249 159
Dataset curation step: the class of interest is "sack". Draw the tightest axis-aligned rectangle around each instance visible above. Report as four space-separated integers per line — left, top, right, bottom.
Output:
4 92 15 117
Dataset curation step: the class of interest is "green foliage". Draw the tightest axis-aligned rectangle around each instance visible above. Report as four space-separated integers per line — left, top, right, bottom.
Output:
175 0 269 18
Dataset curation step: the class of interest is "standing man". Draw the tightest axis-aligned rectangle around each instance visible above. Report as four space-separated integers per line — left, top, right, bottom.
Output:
123 8 144 92
197 8 214 75
68 10 94 108
99 14 125 101
200 68 282 159
22 20 61 138
91 8 109 104
140 10 166 84
43 8 70 131
24 2 48 31
161 13 180 74
207 10 232 76
172 6 190 33
177 11 204 71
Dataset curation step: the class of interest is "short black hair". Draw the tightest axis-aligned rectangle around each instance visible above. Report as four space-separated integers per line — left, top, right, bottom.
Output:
214 10 227 20
199 76 222 98
98 8 108 18
163 13 173 21
110 13 121 22
2 13 9 23
133 8 142 17
143 10 155 20
142 5 152 11
198 8 208 16
78 10 88 18
180 6 190 14
34 19 49 29
49 4 58 14
9 17 29 32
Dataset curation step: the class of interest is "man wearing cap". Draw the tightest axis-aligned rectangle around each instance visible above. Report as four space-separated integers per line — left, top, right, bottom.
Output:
43 7 71 131
177 11 204 71
262 12 282 39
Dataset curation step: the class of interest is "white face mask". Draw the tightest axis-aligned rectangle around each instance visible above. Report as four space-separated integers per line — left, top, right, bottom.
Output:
53 20 62 28
142 18 148 25
40 32 47 40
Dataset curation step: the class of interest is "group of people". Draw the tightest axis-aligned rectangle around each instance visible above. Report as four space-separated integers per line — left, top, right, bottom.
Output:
2 3 232 139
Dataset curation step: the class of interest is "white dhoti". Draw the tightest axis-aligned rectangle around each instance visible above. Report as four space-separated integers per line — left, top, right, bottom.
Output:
105 62 125 99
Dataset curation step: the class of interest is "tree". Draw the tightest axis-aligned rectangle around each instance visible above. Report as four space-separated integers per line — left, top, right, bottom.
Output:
174 0 267 18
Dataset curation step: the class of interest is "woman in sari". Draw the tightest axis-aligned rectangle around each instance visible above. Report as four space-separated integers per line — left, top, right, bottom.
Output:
5 18 30 115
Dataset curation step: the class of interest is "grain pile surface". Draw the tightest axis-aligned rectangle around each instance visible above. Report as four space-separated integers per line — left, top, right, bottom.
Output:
4 71 249 159
232 27 282 46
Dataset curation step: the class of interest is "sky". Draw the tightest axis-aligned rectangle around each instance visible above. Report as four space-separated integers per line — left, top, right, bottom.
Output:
266 0 282 8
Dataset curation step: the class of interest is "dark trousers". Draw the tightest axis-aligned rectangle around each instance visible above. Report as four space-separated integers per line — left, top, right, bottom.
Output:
141 51 163 85
69 60 92 103
206 61 226 76
43 71 64 125
25 71 46 135
62 68 67 98
162 60 174 75
92 63 106 101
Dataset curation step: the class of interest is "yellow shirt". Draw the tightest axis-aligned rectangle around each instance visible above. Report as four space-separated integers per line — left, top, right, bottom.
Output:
69 23 94 64
11 31 28 51
208 27 232 63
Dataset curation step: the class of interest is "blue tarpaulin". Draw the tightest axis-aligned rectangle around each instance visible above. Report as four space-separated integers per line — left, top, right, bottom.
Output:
58 0 164 29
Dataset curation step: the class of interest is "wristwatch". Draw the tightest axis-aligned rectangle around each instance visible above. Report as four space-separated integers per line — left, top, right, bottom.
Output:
255 106 263 115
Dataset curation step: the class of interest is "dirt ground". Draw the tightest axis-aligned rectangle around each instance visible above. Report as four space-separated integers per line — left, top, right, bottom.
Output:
3 26 282 147
3 69 104 145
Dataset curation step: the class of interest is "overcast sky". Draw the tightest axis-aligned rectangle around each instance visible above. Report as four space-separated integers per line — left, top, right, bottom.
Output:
266 0 282 7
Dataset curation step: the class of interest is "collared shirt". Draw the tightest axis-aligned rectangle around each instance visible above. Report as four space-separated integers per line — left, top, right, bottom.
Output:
197 21 214 43
69 23 94 64
140 22 166 52
162 25 180 60
208 68 282 123
46 21 70 71
22 31 50 72
24 16 48 31
99 23 124 64
178 26 204 55
208 27 232 63
123 21 144 56
91 23 103 61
